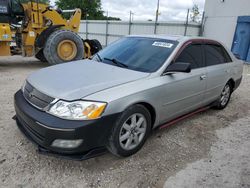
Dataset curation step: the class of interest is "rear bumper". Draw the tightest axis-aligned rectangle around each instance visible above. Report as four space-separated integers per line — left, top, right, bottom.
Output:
14 90 120 159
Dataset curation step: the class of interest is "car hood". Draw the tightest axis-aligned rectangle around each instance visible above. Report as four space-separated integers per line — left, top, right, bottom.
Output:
27 60 150 101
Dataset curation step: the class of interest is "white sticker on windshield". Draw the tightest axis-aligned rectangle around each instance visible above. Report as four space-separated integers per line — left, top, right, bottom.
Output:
152 42 173 48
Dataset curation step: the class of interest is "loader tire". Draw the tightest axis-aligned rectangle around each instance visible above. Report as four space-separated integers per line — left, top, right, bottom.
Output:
44 30 84 65
35 50 47 62
84 39 102 56
91 39 102 53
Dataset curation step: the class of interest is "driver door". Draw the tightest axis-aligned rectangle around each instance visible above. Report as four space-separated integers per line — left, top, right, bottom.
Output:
159 42 207 123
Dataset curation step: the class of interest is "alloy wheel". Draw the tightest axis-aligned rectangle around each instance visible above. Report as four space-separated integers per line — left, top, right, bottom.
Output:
119 113 147 150
220 84 231 106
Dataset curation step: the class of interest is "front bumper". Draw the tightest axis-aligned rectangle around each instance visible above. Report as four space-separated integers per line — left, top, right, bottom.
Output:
14 90 120 160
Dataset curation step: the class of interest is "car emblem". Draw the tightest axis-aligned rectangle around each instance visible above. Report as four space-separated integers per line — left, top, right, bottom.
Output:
29 90 34 98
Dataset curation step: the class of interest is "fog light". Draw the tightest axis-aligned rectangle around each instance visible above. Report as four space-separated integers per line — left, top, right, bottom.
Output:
51 139 83 149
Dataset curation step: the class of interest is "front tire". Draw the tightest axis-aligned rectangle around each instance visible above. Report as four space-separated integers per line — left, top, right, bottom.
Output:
214 82 232 109
44 30 84 65
107 105 151 157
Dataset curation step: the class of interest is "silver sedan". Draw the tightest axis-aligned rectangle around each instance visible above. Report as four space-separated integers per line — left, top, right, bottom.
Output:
14 35 243 159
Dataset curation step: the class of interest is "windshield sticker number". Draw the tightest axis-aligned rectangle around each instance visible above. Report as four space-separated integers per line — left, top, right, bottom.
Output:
152 42 173 48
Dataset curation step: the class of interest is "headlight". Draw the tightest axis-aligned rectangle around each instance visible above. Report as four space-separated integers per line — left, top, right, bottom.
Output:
48 100 107 120
21 80 26 93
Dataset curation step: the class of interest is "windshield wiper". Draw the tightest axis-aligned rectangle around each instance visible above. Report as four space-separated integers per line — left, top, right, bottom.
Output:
104 57 128 68
95 53 102 62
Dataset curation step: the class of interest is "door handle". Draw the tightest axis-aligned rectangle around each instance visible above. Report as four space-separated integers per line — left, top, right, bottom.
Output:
200 75 207 80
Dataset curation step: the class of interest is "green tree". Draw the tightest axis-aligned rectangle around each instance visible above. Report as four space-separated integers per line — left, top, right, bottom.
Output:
190 4 200 23
56 0 120 20
105 16 121 21
39 0 49 4
19 0 49 4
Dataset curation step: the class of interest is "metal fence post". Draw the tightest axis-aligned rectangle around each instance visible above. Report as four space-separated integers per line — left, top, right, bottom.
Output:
105 11 109 46
184 9 189 36
85 19 88 39
128 11 132 35
199 11 205 36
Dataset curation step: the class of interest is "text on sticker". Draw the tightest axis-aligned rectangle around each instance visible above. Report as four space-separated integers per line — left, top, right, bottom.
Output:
152 42 173 48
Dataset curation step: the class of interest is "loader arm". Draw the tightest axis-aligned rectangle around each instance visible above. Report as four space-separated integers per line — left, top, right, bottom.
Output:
42 8 81 32
20 2 82 56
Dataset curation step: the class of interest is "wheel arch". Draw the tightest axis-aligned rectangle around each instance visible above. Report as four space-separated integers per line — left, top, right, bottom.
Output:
123 101 157 129
227 78 235 90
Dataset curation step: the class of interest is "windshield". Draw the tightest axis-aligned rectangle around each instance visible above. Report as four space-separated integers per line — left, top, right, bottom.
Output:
93 37 178 73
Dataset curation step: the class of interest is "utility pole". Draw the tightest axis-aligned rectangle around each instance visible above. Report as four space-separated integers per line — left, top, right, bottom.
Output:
184 9 190 36
154 0 160 34
105 11 109 46
129 11 134 23
129 11 134 35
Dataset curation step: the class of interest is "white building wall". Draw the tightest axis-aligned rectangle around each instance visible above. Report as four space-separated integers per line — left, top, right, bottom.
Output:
204 0 250 49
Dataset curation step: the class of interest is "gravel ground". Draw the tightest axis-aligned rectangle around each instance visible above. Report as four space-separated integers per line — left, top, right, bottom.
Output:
0 56 249 188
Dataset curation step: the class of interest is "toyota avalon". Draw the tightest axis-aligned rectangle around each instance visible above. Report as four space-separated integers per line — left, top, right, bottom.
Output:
14 35 243 159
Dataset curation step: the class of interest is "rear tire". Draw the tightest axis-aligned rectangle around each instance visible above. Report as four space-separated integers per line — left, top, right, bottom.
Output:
214 82 232 110
35 50 47 62
44 30 84 65
107 105 151 157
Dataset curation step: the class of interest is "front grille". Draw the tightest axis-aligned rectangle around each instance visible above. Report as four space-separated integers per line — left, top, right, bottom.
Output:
23 82 55 110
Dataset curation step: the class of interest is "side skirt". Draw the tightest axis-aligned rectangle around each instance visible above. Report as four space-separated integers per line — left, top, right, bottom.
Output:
158 106 211 130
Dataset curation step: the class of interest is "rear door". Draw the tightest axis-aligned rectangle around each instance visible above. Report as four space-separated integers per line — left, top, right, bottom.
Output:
159 42 207 123
203 43 232 104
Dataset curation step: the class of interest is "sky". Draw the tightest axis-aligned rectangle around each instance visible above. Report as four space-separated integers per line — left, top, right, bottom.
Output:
51 0 205 21
102 0 205 21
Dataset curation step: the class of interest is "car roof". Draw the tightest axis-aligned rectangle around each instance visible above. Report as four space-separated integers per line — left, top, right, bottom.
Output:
127 35 215 43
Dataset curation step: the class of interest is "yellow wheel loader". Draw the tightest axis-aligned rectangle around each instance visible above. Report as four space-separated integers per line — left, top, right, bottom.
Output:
0 0 102 64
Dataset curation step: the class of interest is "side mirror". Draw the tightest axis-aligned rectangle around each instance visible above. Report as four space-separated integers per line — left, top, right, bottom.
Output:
164 62 191 74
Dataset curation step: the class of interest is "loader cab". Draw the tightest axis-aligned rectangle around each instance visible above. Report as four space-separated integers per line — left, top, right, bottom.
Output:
10 0 24 16
0 0 10 22
0 0 24 23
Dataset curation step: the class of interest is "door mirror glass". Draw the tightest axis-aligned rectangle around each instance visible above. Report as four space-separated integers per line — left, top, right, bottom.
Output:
164 62 191 74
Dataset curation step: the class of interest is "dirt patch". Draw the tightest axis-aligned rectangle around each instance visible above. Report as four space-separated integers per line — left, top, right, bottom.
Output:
0 57 250 188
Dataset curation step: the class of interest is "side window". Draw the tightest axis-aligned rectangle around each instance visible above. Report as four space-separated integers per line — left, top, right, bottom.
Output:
221 46 233 63
11 0 24 15
204 44 232 66
175 44 204 69
0 0 9 14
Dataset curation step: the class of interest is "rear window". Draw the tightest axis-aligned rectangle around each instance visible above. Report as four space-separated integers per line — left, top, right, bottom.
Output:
204 44 232 66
